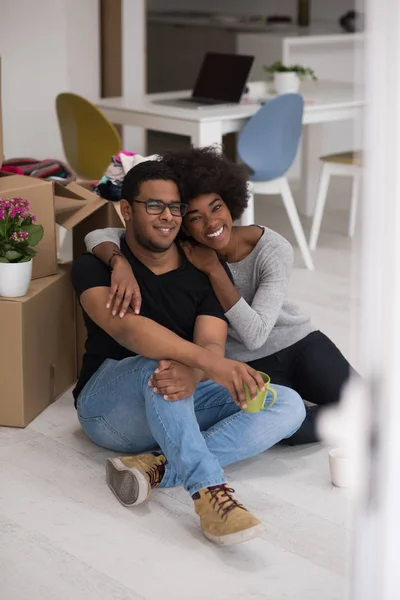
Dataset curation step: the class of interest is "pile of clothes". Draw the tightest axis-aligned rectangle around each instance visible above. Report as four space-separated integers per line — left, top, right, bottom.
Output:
93 151 159 201
0 157 76 184
0 151 159 199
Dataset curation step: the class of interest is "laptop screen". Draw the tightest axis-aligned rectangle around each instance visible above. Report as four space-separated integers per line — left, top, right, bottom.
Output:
192 53 254 103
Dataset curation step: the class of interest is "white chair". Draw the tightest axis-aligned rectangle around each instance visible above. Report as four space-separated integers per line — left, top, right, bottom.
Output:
241 179 314 271
309 151 362 251
238 94 314 270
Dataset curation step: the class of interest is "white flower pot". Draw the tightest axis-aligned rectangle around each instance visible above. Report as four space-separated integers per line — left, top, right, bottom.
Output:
274 72 301 95
0 260 33 298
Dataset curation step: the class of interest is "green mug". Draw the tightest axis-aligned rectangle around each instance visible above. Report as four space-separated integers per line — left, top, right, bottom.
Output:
242 372 277 414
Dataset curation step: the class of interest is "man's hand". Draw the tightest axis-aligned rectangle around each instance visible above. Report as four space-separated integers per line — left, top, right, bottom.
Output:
149 360 200 401
203 357 265 409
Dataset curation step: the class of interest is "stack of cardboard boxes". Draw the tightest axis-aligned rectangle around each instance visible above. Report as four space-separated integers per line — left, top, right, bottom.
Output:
0 60 124 427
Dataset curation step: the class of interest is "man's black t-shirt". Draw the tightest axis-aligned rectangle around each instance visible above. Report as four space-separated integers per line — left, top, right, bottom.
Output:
71 237 227 401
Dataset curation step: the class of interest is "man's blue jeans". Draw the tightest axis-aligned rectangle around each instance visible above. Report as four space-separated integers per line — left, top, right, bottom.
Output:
77 356 305 496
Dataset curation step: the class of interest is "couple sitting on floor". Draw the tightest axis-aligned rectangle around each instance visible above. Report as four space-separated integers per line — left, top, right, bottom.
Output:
72 146 352 547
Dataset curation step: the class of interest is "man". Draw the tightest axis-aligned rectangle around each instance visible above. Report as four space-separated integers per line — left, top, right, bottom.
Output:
72 160 305 546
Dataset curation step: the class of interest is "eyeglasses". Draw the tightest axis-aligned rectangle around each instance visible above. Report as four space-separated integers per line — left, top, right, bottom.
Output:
133 199 188 217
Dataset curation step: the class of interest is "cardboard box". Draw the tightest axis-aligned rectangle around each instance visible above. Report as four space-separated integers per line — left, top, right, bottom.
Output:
54 181 124 371
0 174 57 280
0 265 77 427
0 175 124 283
0 176 125 383
55 181 124 257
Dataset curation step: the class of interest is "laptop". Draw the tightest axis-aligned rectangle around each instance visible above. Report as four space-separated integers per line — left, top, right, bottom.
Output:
152 52 254 110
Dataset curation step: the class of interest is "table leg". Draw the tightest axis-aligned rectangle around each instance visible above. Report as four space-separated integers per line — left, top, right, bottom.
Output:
240 184 255 225
300 124 324 218
191 122 223 148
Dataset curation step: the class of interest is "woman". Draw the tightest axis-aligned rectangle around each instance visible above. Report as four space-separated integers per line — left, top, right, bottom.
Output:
85 146 353 444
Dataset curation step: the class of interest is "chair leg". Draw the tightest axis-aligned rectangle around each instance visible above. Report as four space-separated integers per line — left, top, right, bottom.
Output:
280 178 314 270
240 187 255 225
348 171 360 238
309 165 331 251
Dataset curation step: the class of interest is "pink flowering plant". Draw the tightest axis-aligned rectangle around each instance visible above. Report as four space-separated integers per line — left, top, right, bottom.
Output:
0 197 44 263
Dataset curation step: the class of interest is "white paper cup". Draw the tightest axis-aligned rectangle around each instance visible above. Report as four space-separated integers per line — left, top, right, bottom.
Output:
329 448 352 488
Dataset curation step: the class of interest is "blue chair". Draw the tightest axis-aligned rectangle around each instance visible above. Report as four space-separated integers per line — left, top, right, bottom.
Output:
237 93 314 270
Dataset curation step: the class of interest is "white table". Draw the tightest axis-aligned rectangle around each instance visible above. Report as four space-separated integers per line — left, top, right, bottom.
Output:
97 80 364 216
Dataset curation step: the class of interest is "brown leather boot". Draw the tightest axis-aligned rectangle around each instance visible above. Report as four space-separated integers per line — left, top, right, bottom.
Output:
193 484 263 546
106 453 166 507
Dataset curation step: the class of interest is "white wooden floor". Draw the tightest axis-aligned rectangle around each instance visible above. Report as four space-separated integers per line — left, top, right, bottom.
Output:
0 201 359 600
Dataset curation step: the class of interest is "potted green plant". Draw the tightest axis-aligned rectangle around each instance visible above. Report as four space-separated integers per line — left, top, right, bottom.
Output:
263 61 317 95
0 197 44 297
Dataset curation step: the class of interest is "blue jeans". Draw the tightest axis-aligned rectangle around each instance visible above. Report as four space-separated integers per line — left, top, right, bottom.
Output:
77 356 305 496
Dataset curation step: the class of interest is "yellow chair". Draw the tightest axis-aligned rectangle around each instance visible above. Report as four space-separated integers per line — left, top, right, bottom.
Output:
56 92 122 180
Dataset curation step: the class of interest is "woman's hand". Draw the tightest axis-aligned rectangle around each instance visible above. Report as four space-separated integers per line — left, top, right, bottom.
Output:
149 360 199 401
202 356 265 409
107 256 142 317
180 240 220 275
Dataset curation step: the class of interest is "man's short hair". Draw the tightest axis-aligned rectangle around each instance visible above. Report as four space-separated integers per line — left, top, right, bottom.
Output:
121 160 180 206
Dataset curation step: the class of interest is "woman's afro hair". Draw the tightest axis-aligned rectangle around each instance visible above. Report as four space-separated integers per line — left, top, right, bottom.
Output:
163 145 250 221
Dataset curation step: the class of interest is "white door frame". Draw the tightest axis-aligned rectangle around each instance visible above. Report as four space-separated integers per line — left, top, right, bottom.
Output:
351 0 400 597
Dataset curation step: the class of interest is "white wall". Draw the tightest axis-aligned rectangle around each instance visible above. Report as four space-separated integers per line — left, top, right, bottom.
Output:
148 0 355 22
0 0 99 160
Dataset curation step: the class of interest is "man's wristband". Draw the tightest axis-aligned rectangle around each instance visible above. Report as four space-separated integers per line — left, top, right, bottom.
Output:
108 250 125 270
